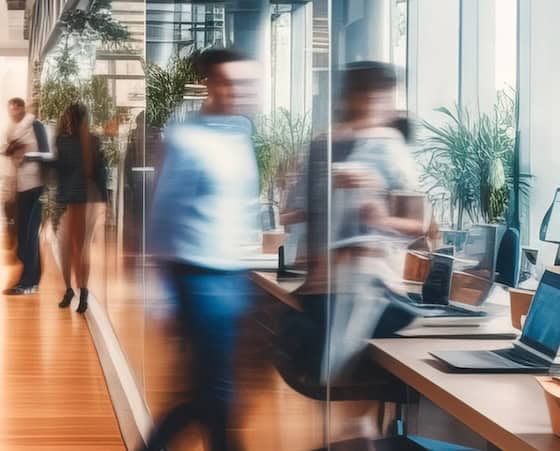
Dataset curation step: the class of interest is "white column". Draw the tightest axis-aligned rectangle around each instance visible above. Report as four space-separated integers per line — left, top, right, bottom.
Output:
364 0 391 62
459 0 496 115
290 3 313 117
407 0 460 126
337 0 390 65
517 0 532 244
260 3 272 115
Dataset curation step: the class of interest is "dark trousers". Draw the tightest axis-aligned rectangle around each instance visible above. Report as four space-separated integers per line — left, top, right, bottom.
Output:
16 187 43 287
144 263 250 451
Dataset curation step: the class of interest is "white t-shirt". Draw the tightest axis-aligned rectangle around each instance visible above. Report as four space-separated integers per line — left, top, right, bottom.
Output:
2 113 43 192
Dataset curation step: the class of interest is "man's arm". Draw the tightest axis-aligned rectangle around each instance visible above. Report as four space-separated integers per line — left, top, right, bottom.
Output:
32 120 50 153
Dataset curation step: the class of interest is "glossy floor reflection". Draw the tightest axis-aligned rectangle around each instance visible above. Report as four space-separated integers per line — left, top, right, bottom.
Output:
0 225 124 451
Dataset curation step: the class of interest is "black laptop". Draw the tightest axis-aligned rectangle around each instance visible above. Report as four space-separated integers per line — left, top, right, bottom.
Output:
430 270 560 373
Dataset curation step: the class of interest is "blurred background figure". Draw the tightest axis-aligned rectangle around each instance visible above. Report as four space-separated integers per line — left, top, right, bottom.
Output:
145 49 261 451
287 61 426 391
326 61 426 378
1 97 49 295
55 103 107 313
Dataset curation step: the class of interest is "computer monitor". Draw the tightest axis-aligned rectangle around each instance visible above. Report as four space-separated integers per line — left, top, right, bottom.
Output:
540 187 560 265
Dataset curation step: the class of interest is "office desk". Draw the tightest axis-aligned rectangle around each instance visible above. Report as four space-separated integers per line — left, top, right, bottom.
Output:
369 338 560 451
250 272 513 335
250 271 422 312
250 271 304 311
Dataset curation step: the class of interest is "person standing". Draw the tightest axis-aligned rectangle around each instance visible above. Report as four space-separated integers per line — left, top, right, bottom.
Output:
55 103 107 314
145 49 260 451
1 97 49 295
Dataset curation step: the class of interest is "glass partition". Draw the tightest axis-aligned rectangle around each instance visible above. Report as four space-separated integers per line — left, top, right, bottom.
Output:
142 1 333 449
36 0 146 392
31 0 528 449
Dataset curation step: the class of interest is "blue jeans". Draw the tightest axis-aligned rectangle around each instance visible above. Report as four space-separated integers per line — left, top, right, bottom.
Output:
16 187 43 287
145 263 250 451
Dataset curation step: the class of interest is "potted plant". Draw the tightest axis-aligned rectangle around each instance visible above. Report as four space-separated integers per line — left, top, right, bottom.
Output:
145 51 205 129
58 0 129 47
416 88 527 235
144 52 206 173
253 108 311 252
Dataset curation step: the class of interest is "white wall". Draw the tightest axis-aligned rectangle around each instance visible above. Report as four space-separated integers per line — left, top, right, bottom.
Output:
0 56 29 127
408 0 460 125
518 0 560 263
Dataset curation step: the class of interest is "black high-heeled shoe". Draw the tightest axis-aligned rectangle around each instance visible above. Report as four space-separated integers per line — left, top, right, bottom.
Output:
77 288 88 314
58 288 74 308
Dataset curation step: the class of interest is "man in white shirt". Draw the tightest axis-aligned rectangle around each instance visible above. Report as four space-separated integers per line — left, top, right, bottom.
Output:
1 97 49 295
146 49 260 451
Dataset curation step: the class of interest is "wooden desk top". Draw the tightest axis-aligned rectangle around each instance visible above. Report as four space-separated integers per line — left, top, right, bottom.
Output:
369 338 560 451
250 271 304 311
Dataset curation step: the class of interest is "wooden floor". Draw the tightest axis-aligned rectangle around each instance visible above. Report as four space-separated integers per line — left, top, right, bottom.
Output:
0 225 125 451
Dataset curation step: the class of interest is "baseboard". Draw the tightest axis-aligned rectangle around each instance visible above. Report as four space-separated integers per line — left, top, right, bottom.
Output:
85 294 153 450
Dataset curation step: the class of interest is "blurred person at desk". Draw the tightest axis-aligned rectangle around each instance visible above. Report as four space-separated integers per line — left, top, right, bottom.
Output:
1 97 49 295
145 49 261 451
286 61 432 385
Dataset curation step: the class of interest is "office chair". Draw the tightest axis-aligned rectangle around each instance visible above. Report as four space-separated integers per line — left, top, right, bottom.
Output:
272 300 477 451
495 227 520 287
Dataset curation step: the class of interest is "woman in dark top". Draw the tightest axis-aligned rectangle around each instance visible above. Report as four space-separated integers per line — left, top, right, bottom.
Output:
55 103 107 313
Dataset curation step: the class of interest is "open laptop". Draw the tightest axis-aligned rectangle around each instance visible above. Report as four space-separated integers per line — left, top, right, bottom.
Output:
405 247 487 318
453 224 504 305
430 270 560 373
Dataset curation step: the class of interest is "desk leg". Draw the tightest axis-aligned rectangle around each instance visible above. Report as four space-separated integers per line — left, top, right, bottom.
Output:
400 385 419 436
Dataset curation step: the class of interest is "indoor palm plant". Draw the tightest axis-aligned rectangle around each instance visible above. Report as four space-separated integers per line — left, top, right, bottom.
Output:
253 108 311 230
416 88 524 230
145 52 205 129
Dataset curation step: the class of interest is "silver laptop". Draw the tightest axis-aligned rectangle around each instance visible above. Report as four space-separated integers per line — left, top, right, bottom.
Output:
431 270 560 373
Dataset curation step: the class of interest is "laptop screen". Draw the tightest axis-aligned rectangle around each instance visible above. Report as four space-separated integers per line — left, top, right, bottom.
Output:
521 270 560 358
421 248 454 305
455 225 499 304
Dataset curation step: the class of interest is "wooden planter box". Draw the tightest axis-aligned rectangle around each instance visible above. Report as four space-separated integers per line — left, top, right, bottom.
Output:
262 231 284 254
509 287 535 330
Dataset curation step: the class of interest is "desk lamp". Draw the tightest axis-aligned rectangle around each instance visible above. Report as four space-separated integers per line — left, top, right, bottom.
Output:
539 187 560 266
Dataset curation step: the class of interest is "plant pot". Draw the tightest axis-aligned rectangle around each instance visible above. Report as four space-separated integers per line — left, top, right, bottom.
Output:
509 287 535 330
536 377 560 437
403 250 431 282
262 230 284 254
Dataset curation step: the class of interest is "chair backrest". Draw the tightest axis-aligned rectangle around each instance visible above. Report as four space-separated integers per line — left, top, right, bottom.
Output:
495 227 520 287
